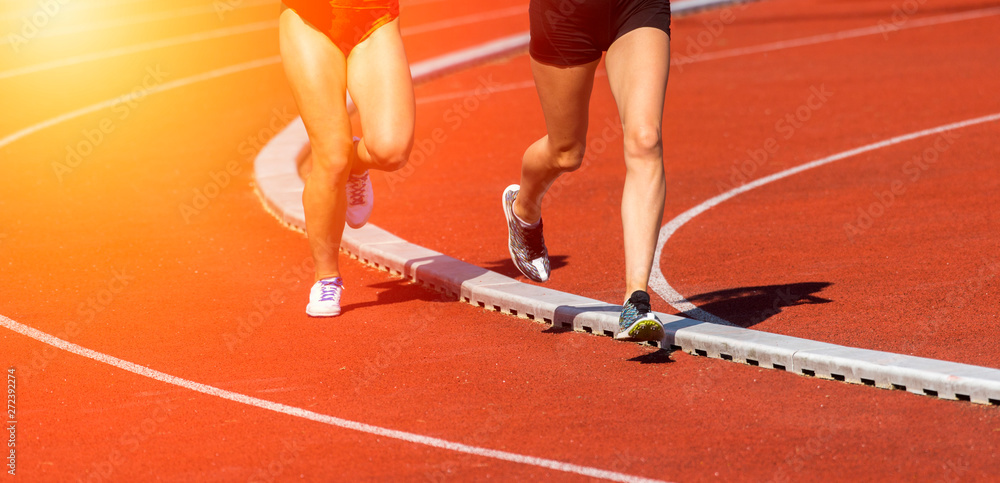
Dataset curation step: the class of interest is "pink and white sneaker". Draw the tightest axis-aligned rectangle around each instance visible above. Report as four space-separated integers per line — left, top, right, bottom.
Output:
346 137 373 229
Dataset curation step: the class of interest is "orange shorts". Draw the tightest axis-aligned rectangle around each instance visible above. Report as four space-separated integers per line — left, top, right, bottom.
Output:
284 0 400 56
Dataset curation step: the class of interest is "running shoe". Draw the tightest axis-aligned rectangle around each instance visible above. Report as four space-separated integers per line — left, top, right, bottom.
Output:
615 290 665 342
502 184 550 282
346 137 373 229
306 277 344 317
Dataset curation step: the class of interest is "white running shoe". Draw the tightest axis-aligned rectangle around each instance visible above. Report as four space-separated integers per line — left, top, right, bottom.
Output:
346 137 373 229
306 277 344 317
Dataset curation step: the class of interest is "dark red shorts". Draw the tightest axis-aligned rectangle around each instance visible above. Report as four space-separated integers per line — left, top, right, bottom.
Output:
529 0 671 66
284 0 400 56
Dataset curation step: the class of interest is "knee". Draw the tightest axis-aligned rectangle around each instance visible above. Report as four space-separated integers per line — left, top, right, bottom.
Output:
365 137 411 172
310 151 352 186
550 140 586 172
623 124 662 161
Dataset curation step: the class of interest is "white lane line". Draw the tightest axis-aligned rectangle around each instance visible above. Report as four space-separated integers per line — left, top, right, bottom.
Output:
417 79 535 105
649 112 1000 324
1 4 527 81
400 5 524 36
673 5 1000 67
0 20 277 81
0 314 667 483
0 0 277 46
0 56 281 150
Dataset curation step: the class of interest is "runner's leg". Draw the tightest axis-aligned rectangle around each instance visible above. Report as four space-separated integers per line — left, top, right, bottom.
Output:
604 27 670 300
347 18 414 175
279 7 353 281
513 58 601 224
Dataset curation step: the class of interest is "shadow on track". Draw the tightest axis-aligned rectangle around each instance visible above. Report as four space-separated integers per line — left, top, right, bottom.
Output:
481 255 569 281
677 282 833 328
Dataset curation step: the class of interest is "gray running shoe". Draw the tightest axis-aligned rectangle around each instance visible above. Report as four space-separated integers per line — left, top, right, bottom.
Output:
502 184 550 282
615 290 665 342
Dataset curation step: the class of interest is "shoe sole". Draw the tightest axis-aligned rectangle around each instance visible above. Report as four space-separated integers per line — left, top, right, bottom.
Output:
615 319 665 342
502 184 548 283
306 306 341 317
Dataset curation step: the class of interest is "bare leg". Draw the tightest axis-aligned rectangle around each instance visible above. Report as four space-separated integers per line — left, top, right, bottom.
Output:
513 58 600 224
279 8 352 281
347 18 414 174
604 28 670 301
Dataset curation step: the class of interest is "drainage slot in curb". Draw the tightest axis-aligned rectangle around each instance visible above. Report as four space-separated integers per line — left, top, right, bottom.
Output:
493 305 501 312
582 326 593 334
801 369 815 377
509 309 517 316
670 345 682 351
695 349 707 357
892 384 906 391
526 313 534 320
720 354 733 361
603 330 614 337
832 374 845 382
773 364 786 371
746 359 759 366
478 302 485 308
956 394 971 402
861 378 875 386
923 389 939 397
559 321 569 328
989 399 1000 406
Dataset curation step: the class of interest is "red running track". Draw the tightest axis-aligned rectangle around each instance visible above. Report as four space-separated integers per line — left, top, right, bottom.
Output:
1 0 999 481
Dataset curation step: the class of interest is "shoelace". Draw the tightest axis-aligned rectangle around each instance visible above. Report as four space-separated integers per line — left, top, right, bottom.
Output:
520 219 546 259
347 172 367 205
318 279 342 302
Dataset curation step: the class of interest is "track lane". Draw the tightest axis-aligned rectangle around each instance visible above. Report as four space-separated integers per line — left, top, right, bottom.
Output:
3 0 1000 480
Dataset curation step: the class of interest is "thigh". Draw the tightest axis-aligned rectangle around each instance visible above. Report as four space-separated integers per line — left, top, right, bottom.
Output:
346 18 415 151
604 27 670 136
279 7 352 163
530 57 601 150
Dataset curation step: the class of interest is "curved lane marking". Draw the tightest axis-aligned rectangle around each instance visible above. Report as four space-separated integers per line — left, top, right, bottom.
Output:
672 5 1000 68
0 56 282 150
0 20 277 81
650 112 1000 323
0 0 276 46
0 314 668 483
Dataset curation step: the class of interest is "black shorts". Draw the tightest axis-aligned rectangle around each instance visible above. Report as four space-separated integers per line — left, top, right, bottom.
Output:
529 0 671 66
